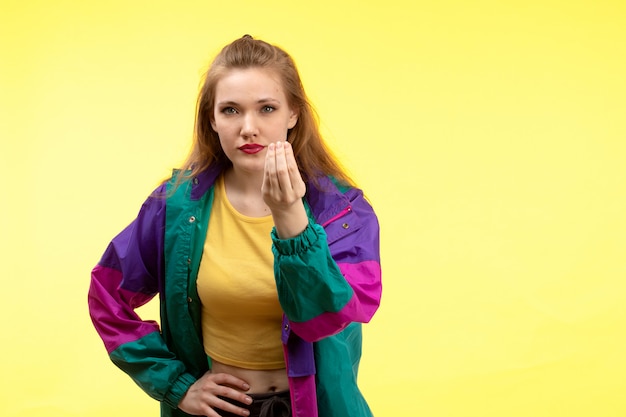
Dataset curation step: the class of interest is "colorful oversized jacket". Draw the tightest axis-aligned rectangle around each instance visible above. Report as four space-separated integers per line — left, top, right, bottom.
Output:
88 164 382 417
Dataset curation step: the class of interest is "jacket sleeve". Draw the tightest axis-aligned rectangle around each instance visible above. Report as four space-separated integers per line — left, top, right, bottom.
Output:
271 188 382 342
87 185 196 409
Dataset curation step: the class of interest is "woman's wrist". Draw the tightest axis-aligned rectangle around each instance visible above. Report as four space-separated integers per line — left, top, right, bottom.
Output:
271 202 308 239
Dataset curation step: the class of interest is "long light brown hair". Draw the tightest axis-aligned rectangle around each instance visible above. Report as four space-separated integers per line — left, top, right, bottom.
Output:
177 35 354 189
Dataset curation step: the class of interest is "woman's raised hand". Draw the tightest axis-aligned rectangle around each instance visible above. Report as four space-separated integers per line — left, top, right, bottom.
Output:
262 141 309 239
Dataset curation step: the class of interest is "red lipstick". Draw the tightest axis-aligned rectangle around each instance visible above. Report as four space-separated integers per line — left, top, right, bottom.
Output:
239 144 266 154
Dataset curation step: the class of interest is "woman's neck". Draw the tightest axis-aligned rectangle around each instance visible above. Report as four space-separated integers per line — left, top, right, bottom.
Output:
224 167 264 194
223 168 271 217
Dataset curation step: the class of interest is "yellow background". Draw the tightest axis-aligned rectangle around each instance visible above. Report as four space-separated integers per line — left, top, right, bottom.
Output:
1 1 625 416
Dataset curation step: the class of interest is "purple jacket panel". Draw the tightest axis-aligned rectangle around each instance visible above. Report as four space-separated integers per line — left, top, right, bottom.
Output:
89 184 167 353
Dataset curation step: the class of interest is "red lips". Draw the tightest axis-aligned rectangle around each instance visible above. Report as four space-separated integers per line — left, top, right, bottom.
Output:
239 144 266 154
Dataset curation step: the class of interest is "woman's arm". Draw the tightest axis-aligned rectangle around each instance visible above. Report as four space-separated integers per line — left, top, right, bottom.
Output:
272 188 382 342
262 140 382 342
87 185 196 408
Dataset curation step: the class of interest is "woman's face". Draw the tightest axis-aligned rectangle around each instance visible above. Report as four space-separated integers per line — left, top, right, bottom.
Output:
211 67 298 175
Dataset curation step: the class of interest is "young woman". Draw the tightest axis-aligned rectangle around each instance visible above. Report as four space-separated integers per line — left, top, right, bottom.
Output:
88 35 382 417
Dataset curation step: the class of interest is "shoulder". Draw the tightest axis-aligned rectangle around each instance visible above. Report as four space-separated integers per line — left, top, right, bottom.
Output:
305 176 373 222
166 165 224 204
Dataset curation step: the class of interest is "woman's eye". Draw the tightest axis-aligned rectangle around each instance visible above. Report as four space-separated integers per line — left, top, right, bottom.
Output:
221 107 237 115
261 106 275 113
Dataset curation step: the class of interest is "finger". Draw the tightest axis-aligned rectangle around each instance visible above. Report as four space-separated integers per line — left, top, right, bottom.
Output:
274 141 291 192
283 141 304 190
262 143 274 193
210 394 252 417
210 372 251 392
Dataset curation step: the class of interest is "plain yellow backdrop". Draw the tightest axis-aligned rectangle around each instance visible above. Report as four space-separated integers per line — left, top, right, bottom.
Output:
1 0 625 416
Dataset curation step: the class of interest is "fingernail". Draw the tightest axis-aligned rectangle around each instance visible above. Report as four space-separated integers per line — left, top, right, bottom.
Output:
268 143 274 150
245 396 253 404
276 141 283 148
243 383 250 390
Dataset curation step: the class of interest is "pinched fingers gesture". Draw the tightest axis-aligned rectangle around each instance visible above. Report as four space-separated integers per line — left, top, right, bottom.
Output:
177 371 252 417
262 141 306 210
262 141 308 239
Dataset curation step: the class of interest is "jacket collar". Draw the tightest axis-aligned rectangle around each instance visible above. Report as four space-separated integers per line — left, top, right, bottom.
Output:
190 164 224 200
189 165 351 225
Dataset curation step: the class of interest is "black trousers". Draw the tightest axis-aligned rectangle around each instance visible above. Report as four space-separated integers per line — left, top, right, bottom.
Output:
217 391 291 417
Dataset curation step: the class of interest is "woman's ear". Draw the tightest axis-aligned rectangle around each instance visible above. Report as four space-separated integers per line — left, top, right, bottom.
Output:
288 107 298 129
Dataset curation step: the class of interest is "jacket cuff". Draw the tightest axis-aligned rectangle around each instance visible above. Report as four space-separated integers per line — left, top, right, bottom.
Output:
162 372 196 409
271 221 321 256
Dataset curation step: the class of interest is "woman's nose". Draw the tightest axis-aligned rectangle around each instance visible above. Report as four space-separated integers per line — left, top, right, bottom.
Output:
241 113 259 137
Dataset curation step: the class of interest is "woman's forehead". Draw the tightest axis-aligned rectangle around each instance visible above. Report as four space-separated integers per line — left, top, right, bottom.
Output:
215 68 287 102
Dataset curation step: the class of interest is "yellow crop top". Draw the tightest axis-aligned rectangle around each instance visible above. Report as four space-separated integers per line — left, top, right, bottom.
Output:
196 175 285 370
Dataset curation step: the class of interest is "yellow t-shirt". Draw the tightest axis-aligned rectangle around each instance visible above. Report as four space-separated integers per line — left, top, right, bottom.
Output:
196 175 285 370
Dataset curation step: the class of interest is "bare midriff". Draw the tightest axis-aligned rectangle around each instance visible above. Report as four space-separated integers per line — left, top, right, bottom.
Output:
211 359 290 394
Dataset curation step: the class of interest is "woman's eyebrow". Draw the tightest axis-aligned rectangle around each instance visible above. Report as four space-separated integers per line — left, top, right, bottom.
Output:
256 98 281 104
217 98 282 106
